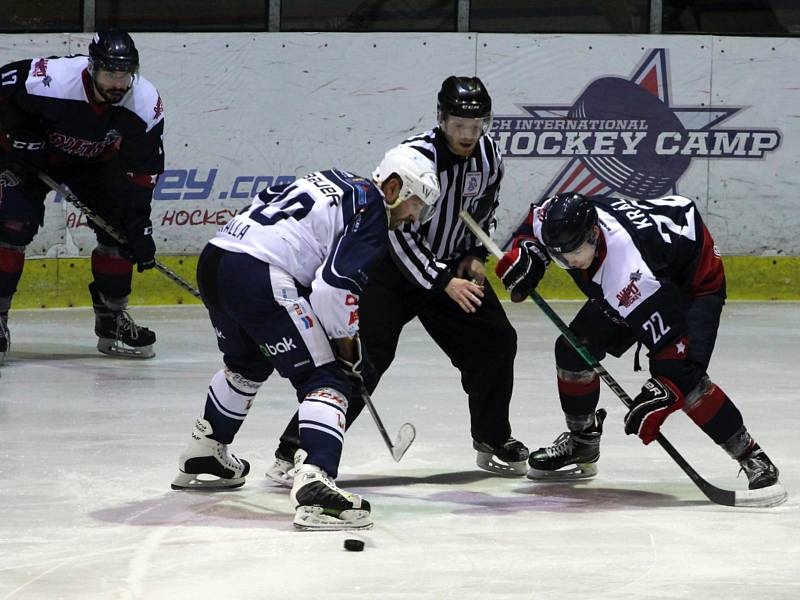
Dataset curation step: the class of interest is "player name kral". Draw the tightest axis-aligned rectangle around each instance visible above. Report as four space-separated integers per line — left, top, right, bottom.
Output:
492 124 779 158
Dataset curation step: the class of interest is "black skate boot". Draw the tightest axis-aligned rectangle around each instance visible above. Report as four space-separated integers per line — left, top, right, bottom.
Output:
473 436 530 476
171 417 251 490
290 450 372 530
91 283 156 359
734 443 787 506
528 409 607 481
0 312 9 358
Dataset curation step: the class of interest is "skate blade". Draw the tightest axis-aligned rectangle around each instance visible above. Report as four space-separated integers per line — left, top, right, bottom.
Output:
98 339 155 359
171 471 246 491
527 462 598 482
293 506 373 531
734 482 788 508
476 452 527 477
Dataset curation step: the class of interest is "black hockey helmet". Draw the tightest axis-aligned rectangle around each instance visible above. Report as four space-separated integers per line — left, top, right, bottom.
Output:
88 30 139 74
540 193 598 254
437 76 492 120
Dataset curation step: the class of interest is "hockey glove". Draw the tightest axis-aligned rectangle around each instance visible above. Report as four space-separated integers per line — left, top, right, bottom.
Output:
335 336 377 400
495 239 547 302
624 377 685 445
121 228 156 272
4 130 47 179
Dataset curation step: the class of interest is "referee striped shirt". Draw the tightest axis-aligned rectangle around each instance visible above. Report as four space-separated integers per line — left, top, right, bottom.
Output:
390 128 504 290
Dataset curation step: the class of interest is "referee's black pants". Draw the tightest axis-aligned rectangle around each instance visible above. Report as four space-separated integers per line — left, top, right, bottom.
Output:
277 254 518 457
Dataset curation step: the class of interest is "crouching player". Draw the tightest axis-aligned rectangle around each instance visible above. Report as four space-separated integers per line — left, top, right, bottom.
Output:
494 192 785 506
171 145 439 529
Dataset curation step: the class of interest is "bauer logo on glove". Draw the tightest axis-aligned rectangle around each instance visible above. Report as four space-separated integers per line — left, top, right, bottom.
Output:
623 377 685 444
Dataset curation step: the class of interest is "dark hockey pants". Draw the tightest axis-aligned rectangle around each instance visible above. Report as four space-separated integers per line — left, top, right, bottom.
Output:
277 254 518 457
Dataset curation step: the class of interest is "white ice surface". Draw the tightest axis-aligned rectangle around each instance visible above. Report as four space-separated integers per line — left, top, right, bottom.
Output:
1 302 798 600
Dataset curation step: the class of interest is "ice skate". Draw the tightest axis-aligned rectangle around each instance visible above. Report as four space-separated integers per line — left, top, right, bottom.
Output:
265 448 295 488
94 308 156 359
527 409 606 481
91 283 155 359
171 418 250 490
0 312 9 359
473 436 529 476
290 450 371 530
736 443 787 507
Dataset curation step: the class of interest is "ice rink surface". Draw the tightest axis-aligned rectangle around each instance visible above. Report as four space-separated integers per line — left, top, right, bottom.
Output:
1 301 798 600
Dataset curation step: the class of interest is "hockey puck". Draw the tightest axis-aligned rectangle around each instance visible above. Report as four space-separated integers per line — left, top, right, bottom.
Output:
344 538 364 552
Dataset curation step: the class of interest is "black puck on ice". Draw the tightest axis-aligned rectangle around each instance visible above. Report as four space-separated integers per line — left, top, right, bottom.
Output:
344 538 364 552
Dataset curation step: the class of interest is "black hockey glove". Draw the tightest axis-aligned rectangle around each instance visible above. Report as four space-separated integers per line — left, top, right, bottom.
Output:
623 377 685 445
121 226 156 272
4 130 47 179
336 337 378 400
495 239 548 302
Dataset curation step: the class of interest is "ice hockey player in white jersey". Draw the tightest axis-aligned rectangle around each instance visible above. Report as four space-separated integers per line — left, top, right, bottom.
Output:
171 145 439 530
495 192 785 506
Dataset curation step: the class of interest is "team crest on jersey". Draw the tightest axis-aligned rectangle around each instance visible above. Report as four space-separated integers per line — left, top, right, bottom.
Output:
32 58 48 78
617 270 643 308
463 171 482 196
153 95 164 120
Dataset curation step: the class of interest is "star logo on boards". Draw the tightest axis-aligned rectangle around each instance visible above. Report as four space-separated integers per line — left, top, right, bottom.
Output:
491 48 782 205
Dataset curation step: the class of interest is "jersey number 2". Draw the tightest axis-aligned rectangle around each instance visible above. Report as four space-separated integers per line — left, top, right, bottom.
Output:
642 311 671 345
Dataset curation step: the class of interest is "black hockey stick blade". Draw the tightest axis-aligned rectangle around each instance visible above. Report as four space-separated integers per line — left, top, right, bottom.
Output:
458 210 786 508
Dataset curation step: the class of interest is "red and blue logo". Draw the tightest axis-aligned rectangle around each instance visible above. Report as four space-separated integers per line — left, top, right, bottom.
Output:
491 49 781 201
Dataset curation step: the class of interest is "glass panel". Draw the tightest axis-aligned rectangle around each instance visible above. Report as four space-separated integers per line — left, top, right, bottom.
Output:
663 0 800 35
95 0 267 31
0 0 82 32
470 0 649 33
281 0 457 32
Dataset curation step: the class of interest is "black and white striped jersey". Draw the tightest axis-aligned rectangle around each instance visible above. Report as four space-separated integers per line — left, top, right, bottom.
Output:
390 128 504 290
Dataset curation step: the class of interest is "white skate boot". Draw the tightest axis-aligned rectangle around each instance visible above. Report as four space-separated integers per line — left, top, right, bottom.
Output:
265 450 295 488
290 450 371 531
171 418 250 490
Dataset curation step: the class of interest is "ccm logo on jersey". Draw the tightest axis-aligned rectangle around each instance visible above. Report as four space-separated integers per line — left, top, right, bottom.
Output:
262 336 297 355
11 140 45 151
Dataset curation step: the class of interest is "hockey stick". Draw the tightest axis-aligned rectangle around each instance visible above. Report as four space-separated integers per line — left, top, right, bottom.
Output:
38 171 201 299
460 210 783 508
360 382 416 462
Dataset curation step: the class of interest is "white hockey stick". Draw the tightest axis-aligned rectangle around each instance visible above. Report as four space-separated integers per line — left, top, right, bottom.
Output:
460 210 786 508
360 381 416 462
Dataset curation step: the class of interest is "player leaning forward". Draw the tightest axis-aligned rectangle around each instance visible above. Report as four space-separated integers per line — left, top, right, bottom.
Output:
171 146 439 530
495 192 785 504
0 30 163 359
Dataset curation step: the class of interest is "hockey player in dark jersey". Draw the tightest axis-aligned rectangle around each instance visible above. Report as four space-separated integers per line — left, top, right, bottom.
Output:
266 76 529 485
171 145 439 530
0 30 164 359
495 192 786 504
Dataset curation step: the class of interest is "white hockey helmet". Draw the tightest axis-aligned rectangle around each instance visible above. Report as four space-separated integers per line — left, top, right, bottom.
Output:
372 144 440 223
